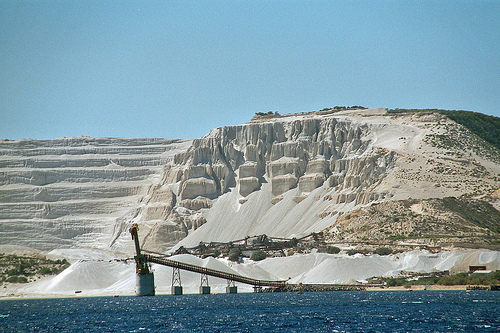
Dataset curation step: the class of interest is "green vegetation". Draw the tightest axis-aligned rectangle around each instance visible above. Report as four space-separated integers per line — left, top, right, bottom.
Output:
37 267 53 275
375 247 392 256
374 196 500 243
386 278 403 287
345 248 394 256
347 249 370 256
228 248 242 262
332 105 367 111
288 238 299 247
326 246 341 254
387 235 407 241
438 271 500 286
388 108 500 152
440 197 500 234
382 270 500 287
254 111 280 117
346 249 359 256
250 250 267 261
254 106 368 119
0 253 70 284
439 110 500 152
6 276 28 283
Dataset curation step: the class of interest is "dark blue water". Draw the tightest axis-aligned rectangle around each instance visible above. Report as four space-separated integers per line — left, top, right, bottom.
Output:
0 291 498 332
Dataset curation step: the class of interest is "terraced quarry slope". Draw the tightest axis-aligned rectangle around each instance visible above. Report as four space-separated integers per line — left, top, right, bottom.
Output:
0 137 191 250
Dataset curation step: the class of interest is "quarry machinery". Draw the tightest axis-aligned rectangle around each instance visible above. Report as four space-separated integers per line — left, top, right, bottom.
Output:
129 223 155 296
129 224 288 295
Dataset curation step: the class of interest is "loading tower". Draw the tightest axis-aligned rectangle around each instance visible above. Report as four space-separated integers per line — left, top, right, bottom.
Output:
129 223 155 296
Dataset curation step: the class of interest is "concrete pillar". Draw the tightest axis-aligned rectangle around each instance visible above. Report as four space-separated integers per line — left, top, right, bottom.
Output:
226 286 238 294
171 286 183 295
199 286 211 294
136 273 155 296
253 286 263 293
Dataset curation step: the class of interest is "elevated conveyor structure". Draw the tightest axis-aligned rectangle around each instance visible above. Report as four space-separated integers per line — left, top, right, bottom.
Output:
144 254 287 288
132 229 367 295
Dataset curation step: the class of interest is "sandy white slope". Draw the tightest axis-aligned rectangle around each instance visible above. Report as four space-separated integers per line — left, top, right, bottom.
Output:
2 110 500 298
4 249 499 298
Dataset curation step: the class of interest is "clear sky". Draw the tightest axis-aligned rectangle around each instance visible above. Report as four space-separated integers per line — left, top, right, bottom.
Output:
1 0 499 140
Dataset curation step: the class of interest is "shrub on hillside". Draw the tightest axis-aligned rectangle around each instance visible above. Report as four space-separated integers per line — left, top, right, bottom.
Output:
347 249 359 256
6 276 28 283
326 246 341 254
250 250 267 261
386 278 404 287
37 267 52 275
228 248 241 262
375 247 393 256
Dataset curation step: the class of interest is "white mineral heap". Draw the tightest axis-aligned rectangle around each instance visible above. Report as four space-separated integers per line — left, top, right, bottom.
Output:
2 108 500 297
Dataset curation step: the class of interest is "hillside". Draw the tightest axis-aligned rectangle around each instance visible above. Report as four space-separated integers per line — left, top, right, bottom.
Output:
151 108 500 252
2 108 500 297
1 109 499 255
325 197 500 245
389 109 500 154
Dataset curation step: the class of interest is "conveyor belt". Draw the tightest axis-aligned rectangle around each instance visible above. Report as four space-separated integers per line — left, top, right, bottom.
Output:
144 254 287 287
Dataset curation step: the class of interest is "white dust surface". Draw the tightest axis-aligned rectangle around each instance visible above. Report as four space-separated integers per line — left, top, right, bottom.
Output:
4 249 499 298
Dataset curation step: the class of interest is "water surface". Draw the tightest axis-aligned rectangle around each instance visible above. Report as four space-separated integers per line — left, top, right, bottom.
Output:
1 291 498 332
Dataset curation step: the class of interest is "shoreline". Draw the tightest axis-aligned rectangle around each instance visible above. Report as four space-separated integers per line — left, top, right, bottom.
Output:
0 284 487 300
365 284 468 291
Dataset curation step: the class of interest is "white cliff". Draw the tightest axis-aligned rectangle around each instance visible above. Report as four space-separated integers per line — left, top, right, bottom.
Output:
2 108 500 298
2 108 499 254
0 137 192 251
128 108 500 251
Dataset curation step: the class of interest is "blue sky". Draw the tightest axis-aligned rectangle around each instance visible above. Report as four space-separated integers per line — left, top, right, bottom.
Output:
1 0 499 140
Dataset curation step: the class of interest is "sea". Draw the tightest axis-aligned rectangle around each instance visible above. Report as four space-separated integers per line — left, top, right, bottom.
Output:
0 291 498 332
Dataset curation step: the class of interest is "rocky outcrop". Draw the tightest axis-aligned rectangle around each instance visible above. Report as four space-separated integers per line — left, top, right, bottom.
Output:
135 110 409 249
322 150 398 206
168 117 395 199
238 176 260 197
147 109 500 249
165 116 376 199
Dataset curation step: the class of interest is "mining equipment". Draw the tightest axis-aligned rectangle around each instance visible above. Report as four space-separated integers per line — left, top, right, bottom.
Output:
129 223 155 296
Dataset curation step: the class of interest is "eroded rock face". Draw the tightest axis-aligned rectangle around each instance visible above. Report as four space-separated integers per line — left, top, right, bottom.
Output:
299 173 326 193
132 111 406 249
164 116 379 200
179 177 217 200
238 177 260 197
271 174 299 196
